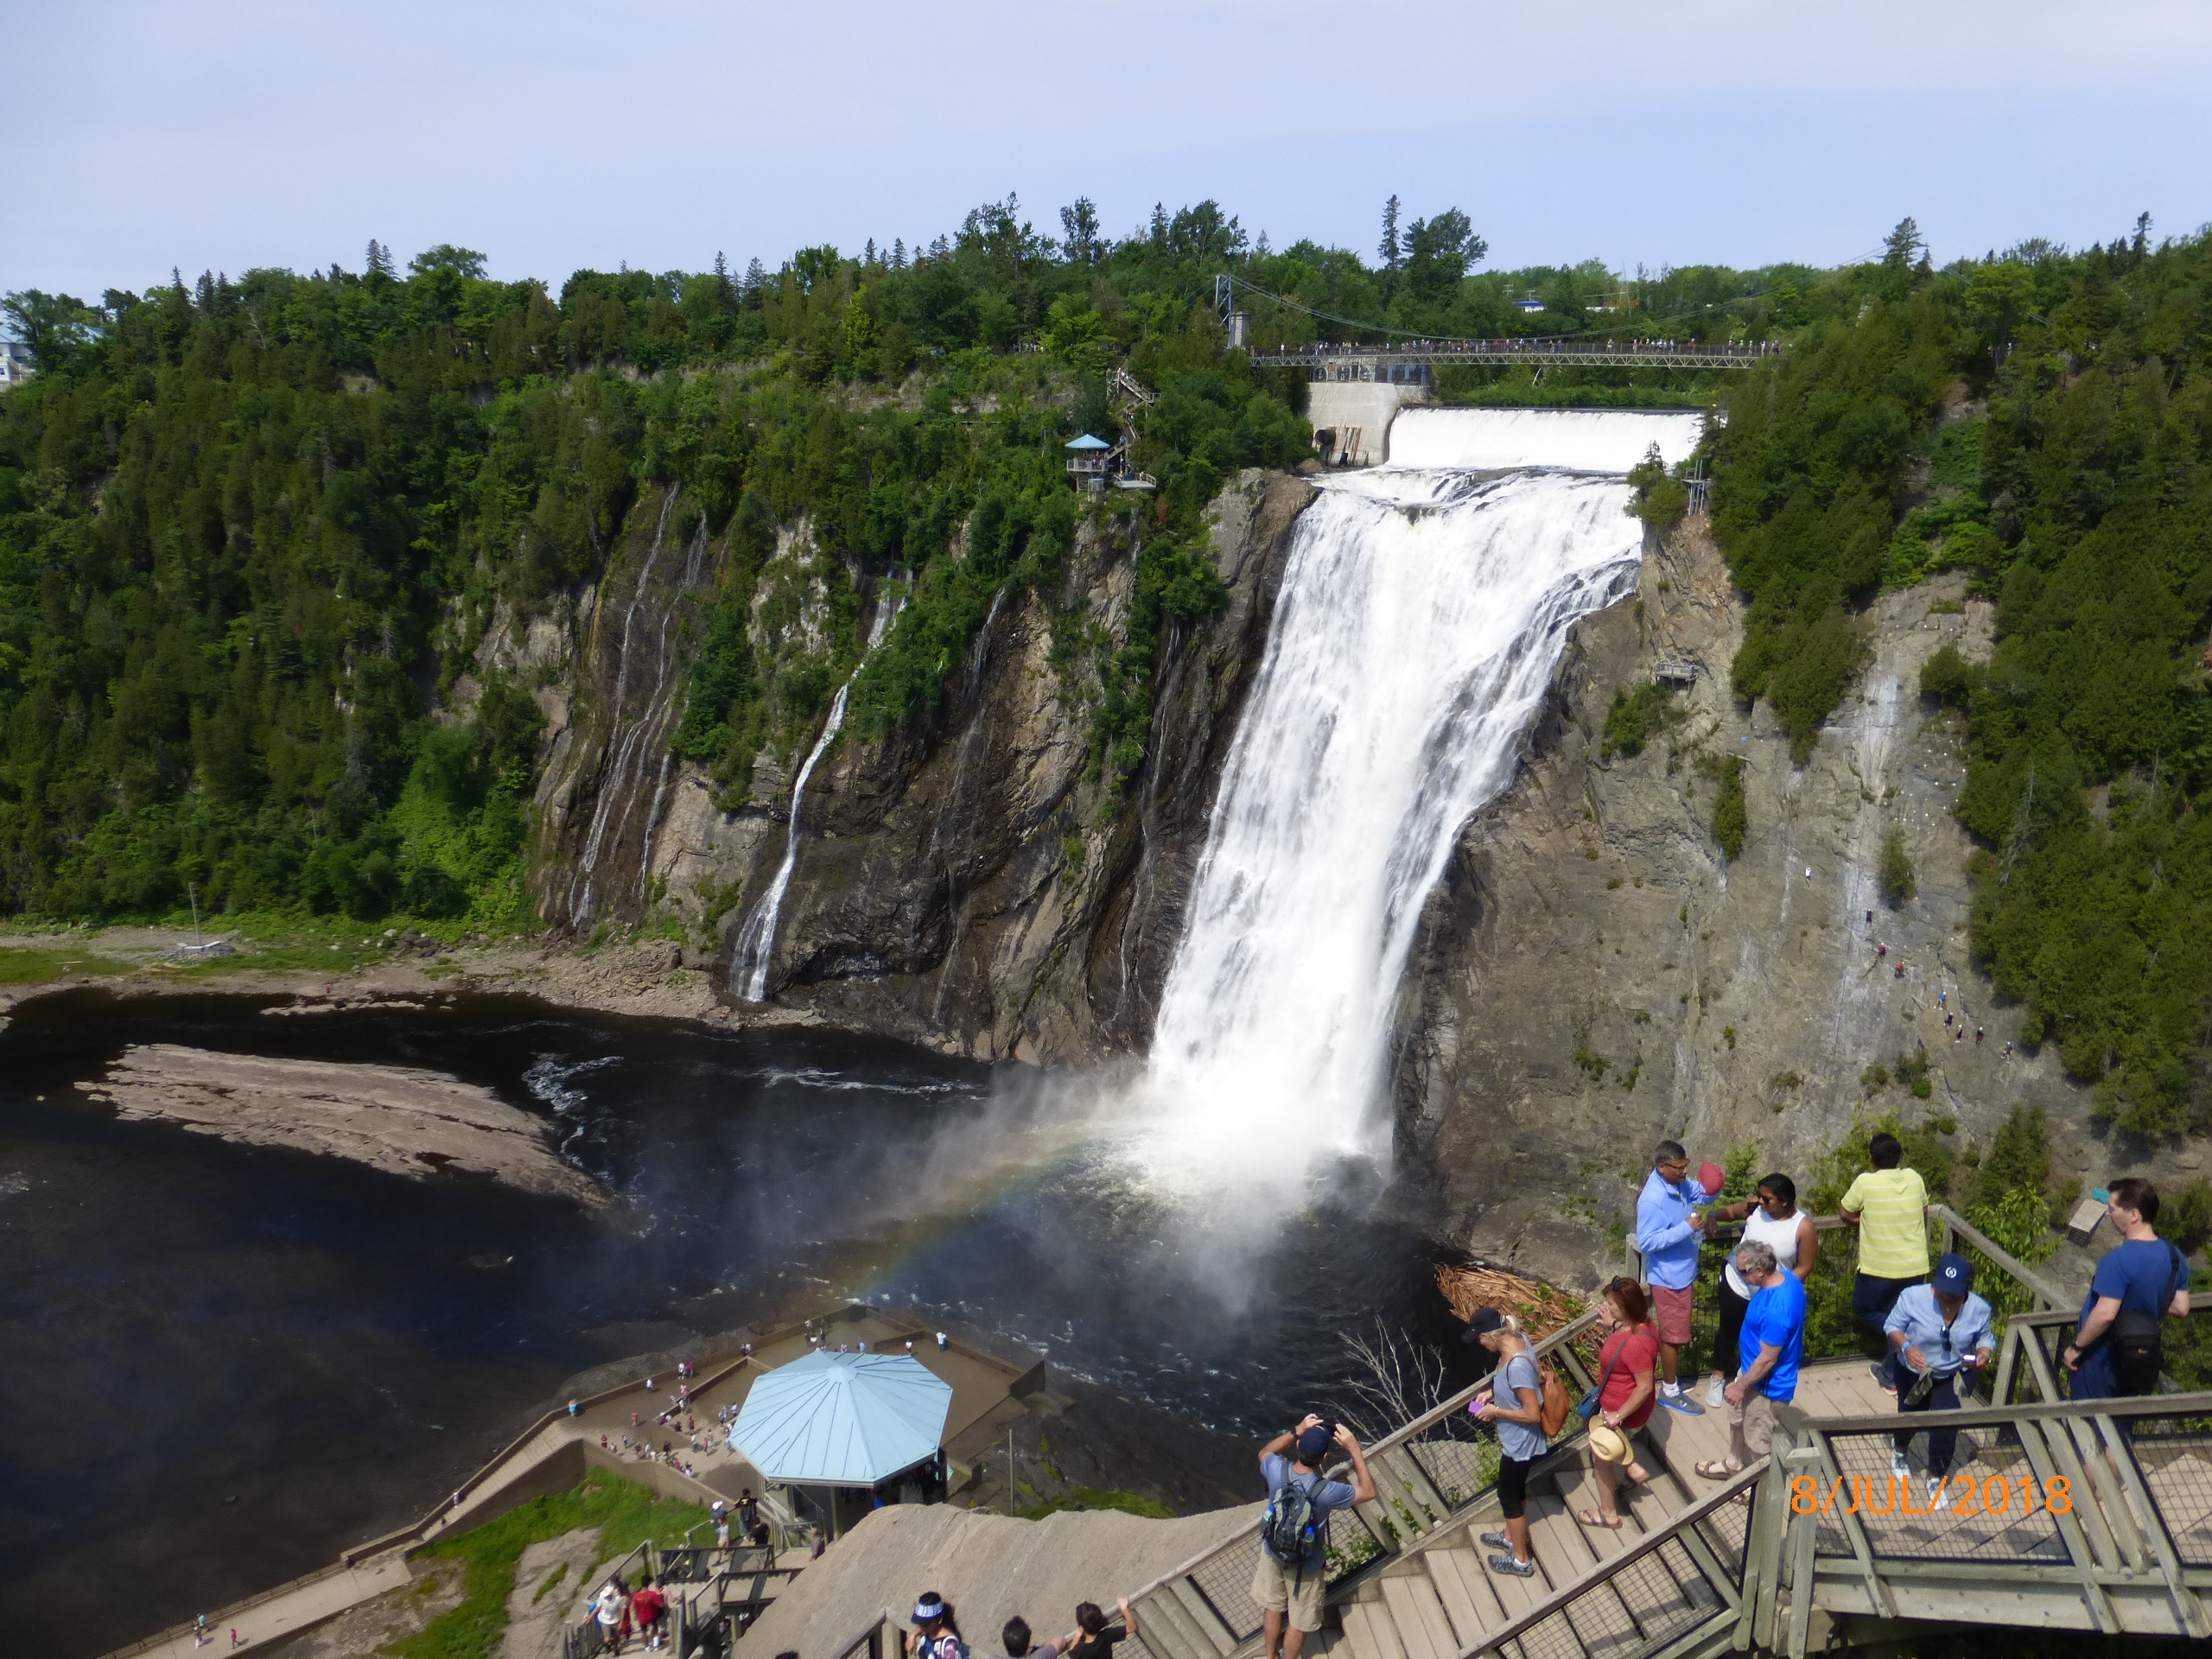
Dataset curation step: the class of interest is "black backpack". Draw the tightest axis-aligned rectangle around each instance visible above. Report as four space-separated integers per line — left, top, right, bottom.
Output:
2111 1243 2185 1396
1262 1472 1325 1576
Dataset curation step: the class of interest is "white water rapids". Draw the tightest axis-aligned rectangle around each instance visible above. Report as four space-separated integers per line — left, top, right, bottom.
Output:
1131 408 1704 1192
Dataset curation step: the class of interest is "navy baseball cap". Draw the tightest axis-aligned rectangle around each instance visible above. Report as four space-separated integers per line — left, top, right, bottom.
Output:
1934 1253 1974 1294
1296 1424 1333 1460
1460 1306 1507 1344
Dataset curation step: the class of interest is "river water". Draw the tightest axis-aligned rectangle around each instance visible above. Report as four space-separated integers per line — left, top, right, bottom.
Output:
0 989 1452 1654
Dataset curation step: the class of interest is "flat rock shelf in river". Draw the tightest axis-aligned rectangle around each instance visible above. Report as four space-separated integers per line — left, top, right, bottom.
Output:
75 1043 607 1205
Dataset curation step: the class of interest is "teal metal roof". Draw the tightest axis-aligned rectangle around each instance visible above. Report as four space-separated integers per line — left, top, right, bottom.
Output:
727 1349 953 1486
1065 433 1111 450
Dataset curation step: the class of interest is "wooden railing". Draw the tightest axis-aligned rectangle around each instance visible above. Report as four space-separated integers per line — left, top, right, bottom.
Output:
1134 1198 2088 1659
1127 1306 1608 1659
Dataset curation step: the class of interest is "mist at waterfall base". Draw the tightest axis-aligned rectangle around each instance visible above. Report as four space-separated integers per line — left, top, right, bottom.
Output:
1130 408 1705 1194
0 991 1452 1654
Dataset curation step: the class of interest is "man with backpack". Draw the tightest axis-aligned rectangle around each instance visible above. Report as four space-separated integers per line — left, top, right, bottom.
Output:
1253 1414 1376 1659
2064 1177 2193 1399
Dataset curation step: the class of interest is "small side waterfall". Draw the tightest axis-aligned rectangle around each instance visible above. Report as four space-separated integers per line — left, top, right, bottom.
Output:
1135 409 1703 1190
732 595 903 1001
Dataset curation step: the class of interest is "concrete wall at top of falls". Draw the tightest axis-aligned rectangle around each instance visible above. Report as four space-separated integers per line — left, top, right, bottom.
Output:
504 469 1317 1063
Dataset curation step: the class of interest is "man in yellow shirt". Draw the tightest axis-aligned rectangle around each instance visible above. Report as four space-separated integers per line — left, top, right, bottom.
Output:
1839 1133 1929 1382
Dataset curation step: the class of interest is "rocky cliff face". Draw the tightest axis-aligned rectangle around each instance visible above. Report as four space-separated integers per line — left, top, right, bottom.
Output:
1388 516 2115 1281
510 470 1313 1063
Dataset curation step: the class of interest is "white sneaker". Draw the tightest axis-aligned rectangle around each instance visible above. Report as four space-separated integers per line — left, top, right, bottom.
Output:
1890 1452 1910 1483
1704 1376 1726 1409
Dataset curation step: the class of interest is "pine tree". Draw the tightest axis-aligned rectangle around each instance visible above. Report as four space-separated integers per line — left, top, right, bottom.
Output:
1881 217 1923 271
365 239 393 278
1379 196 1402 271
1149 202 1169 249
744 257 768 295
892 238 906 270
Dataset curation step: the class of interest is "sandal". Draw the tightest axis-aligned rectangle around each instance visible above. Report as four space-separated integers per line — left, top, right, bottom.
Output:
1694 1459 1741 1480
1624 1463 1652 1488
1575 1510 1623 1529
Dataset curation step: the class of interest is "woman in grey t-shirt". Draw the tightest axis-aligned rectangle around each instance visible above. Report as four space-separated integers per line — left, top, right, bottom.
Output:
1466 1307 1547 1580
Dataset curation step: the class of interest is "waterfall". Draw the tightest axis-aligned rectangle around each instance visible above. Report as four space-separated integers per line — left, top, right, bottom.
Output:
732 594 905 1002
1134 409 1704 1190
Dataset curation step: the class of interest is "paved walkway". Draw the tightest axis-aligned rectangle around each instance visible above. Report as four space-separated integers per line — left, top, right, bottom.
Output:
120 1554 414 1659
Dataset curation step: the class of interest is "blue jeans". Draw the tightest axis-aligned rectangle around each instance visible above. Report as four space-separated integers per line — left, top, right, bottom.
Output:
1889 1353 1965 1478
1853 1273 1923 1341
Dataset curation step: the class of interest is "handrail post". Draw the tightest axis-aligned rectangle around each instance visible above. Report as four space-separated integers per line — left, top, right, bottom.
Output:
1779 1446 1823 1657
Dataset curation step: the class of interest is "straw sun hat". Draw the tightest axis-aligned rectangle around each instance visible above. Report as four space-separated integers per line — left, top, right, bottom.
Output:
1587 1421 1631 1464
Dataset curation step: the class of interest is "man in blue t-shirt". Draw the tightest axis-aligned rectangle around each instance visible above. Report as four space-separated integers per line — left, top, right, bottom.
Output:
1697 1239 1805 1479
1251 1415 1376 1659
2064 1177 2194 1399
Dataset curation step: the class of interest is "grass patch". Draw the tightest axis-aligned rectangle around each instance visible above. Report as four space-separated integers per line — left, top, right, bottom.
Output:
385 1469 711 1659
0 946 132 984
1020 1486 1178 1520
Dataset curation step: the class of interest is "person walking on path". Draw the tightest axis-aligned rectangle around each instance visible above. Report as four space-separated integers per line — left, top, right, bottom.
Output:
594 1581 626 1654
1696 1241 1805 1479
1466 1307 1548 1577
1580 1278 1660 1530
995 1617 1063 1659
1840 1132 1929 1372
1884 1253 1993 1509
630 1576 667 1652
2064 1177 2193 1398
1252 1415 1374 1659
1062 1599 1137 1659
1700 1173 1817 1408
1634 1141 1708 1414
906 1594 968 1659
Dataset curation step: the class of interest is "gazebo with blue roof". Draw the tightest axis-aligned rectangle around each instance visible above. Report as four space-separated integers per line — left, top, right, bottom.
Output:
728 1348 955 1537
1065 431 1114 486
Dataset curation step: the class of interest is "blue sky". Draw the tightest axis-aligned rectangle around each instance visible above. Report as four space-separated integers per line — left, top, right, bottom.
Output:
7 0 2211 300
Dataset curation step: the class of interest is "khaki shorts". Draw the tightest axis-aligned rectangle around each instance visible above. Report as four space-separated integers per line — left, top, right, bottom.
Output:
1729 1390 1781 1462
1250 1550 1326 1632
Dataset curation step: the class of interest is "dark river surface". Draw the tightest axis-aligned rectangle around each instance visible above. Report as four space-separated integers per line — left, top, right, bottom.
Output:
0 990 1459 1655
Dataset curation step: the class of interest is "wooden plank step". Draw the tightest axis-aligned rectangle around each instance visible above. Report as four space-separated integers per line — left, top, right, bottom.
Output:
1135 1586 1217 1659
1377 1570 1456 1659
1420 1545 1499 1649
1338 1598 1408 1659
1467 1525 1549 1624
1163 1577 1237 1656
1547 1461 1644 1560
1522 1489 1599 1584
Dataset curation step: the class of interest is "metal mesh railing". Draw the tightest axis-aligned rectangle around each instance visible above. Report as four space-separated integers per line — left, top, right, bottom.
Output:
1470 1468 1763 1659
2131 1420 2212 1567
1811 1418 2066 1565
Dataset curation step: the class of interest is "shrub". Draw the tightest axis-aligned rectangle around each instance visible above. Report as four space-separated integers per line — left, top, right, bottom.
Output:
1600 681 1676 760
1708 755 1747 859
1878 824 1916 904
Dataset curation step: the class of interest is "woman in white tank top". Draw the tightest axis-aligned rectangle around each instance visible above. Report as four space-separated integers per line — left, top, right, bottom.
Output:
1703 1173 1819 1408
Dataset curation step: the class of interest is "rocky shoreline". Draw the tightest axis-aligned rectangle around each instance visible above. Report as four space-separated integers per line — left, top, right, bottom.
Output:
77 1042 609 1204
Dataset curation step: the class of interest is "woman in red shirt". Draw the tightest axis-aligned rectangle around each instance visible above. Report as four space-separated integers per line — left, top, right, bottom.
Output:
1580 1276 1660 1529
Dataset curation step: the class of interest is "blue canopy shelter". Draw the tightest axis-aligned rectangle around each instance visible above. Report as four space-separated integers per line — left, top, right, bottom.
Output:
728 1350 954 1534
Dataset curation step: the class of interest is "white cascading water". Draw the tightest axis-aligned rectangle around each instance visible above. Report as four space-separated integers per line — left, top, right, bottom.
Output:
1134 409 1704 1192
734 594 903 1001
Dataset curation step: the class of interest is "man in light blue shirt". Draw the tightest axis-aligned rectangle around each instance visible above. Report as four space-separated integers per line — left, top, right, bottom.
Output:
1635 1140 1709 1414
1883 1252 1993 1509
